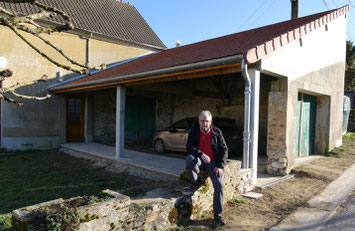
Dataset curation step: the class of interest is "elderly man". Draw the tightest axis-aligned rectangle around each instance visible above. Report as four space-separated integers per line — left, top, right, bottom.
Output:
186 110 228 226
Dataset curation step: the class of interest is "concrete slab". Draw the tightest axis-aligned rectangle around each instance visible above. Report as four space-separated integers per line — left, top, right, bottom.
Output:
257 174 295 189
242 192 263 199
60 142 186 181
270 164 355 231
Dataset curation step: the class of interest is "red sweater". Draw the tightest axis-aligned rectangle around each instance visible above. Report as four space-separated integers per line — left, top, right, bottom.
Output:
199 130 214 161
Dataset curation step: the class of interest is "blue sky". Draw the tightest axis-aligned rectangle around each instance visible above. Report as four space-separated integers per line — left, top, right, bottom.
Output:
128 0 355 48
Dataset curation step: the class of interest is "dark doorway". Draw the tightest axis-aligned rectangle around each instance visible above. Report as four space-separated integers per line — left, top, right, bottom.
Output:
125 95 155 140
66 95 85 142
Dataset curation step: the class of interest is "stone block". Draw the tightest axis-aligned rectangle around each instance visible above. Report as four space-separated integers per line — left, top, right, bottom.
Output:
12 190 130 231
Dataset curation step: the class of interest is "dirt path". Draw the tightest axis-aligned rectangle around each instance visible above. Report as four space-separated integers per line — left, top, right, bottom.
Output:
174 133 355 231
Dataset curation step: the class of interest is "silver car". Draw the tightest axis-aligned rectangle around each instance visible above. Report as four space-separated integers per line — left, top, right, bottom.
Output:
153 117 242 154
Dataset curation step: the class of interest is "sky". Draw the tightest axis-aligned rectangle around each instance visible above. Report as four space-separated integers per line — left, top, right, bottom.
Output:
128 0 355 49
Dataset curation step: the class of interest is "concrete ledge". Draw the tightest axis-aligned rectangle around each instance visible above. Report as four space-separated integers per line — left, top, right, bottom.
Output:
60 146 180 182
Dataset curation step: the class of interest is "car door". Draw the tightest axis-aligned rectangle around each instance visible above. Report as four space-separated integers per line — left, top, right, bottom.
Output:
165 119 191 150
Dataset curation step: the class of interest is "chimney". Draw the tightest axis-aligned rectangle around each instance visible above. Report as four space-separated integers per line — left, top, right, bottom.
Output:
291 0 299 19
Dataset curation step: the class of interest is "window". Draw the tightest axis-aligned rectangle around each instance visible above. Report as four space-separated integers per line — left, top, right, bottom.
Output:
68 98 81 122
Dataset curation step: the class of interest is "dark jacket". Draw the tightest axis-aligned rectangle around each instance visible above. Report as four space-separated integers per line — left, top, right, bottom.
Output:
186 125 228 169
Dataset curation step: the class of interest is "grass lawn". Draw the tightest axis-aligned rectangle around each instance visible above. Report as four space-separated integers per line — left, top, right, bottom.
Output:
0 150 162 231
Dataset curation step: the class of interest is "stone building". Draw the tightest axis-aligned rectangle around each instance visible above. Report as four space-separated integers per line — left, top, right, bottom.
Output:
50 5 349 185
0 0 166 150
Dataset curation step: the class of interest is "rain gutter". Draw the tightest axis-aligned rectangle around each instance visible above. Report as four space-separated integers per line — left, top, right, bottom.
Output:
48 53 154 90
241 59 251 169
50 54 244 92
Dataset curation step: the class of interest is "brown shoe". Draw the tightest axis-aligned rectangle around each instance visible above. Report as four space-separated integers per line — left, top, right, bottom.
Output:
214 214 226 226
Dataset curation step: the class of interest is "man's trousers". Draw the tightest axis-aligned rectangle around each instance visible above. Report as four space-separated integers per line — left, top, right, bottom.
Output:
186 154 223 215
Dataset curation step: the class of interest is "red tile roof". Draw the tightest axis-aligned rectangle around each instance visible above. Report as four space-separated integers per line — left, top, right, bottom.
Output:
0 0 166 49
51 5 349 92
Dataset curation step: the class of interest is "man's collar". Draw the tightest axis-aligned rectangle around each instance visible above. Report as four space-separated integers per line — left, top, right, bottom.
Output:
200 127 212 135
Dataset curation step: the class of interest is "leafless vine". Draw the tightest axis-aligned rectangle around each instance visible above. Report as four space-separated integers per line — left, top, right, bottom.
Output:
0 0 106 105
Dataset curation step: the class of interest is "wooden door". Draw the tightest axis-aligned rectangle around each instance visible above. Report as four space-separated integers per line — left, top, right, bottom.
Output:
66 95 85 142
296 93 317 157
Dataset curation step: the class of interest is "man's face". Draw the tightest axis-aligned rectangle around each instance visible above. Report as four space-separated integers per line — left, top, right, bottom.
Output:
199 114 212 132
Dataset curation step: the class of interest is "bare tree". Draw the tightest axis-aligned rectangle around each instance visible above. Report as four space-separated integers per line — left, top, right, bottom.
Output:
0 0 105 105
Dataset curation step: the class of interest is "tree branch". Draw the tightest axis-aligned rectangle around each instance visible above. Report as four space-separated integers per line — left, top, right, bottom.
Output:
0 69 13 79
9 11 55 25
0 73 51 105
0 94 23 106
33 0 73 31
6 74 47 90
0 0 107 106
0 6 15 17
1 18 87 74
8 90 51 100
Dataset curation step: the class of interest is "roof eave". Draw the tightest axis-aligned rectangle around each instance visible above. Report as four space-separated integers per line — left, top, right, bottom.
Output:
50 54 244 94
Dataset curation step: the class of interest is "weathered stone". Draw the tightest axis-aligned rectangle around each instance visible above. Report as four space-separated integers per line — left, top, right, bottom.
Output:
12 160 253 231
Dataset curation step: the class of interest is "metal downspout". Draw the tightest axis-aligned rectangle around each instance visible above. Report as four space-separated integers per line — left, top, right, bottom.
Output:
241 59 251 168
85 33 93 66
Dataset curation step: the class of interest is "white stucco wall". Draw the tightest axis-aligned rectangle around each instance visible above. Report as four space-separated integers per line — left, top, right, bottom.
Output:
261 14 347 80
262 14 347 173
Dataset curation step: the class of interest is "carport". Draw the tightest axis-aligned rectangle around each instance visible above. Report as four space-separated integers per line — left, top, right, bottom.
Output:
50 50 264 185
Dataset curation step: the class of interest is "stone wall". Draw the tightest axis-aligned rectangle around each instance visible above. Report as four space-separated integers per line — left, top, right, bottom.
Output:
12 161 253 231
92 90 116 146
266 91 288 175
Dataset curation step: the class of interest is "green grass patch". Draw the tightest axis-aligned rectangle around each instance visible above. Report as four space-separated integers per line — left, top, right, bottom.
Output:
0 213 12 231
343 132 355 140
227 196 248 206
0 150 160 231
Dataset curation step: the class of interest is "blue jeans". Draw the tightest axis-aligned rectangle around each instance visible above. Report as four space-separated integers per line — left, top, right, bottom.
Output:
186 154 223 215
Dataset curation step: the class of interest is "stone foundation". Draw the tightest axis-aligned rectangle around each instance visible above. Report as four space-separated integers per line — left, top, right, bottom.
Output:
12 160 253 231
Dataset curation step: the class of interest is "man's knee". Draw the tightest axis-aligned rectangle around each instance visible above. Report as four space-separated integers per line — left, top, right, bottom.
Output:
186 154 197 169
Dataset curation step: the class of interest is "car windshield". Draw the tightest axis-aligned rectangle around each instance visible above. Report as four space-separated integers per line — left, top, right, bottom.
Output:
171 119 194 131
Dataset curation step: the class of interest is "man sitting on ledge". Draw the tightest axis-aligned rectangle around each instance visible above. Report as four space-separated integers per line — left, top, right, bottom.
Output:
186 110 228 226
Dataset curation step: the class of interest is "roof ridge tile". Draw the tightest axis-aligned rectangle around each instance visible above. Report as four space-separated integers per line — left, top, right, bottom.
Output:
244 5 350 64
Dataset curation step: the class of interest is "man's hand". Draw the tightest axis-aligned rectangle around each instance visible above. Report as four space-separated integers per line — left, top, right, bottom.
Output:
214 167 223 178
201 153 211 163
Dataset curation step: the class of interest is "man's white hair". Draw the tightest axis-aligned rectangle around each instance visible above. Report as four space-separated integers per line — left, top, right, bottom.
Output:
199 110 212 120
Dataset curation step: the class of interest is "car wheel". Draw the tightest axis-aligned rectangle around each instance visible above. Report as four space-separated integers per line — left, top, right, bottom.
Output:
154 139 166 154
